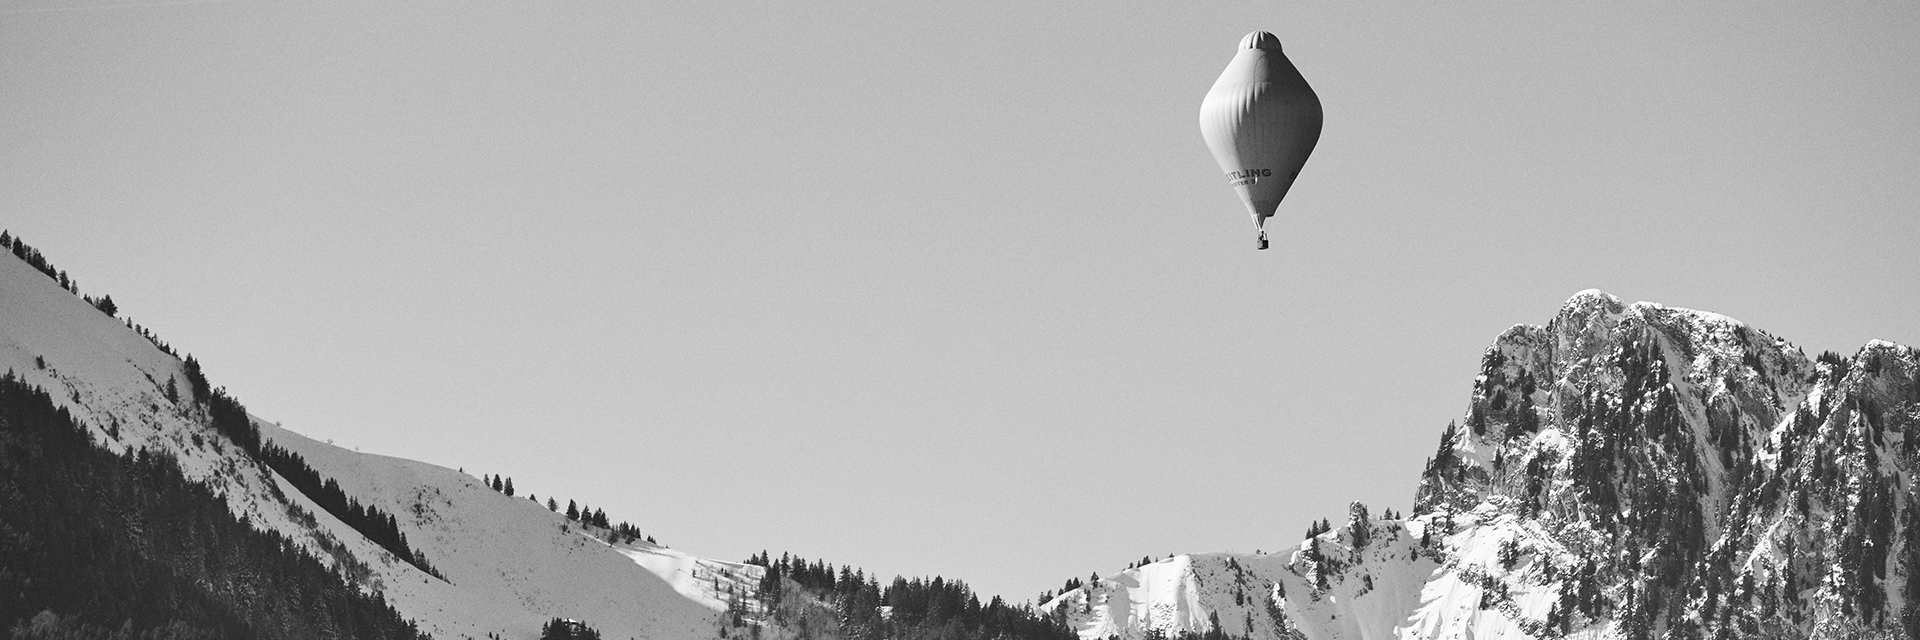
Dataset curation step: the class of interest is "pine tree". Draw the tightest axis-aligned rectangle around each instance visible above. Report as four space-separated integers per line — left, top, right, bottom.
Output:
503 477 514 496
566 500 579 521
547 497 558 512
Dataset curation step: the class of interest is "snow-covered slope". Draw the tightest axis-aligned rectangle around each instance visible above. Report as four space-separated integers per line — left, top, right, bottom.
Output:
1047 290 1920 640
1043 552 1306 640
0 252 351 569
1042 554 1244 639
258 421 761 638
0 251 761 639
1040 514 1441 640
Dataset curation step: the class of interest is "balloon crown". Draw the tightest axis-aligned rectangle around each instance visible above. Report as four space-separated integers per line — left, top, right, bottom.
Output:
1239 31 1282 51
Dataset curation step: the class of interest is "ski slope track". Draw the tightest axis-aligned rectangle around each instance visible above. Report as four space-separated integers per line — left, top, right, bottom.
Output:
0 255 760 639
1047 290 1920 640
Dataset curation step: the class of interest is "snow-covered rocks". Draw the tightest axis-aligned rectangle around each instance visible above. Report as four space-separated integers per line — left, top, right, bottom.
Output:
1050 291 1920 640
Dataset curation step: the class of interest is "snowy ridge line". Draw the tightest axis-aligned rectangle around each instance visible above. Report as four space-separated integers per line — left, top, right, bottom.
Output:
0 245 754 639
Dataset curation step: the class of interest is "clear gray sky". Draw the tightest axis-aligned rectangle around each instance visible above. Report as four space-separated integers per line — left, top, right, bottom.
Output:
4 0 1917 602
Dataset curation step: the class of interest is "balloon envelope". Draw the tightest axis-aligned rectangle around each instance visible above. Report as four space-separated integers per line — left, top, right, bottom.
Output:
1199 31 1322 239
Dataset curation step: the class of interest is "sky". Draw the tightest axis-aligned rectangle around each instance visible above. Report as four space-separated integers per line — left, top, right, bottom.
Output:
4 0 1918 603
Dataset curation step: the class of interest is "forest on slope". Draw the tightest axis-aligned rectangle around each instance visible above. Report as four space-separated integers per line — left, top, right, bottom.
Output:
0 372 429 639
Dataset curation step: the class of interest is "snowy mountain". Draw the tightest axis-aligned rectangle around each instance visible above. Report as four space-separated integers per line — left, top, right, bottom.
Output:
0 243 761 639
1 238 1077 640
1046 290 1920 639
254 420 765 639
12 227 1915 640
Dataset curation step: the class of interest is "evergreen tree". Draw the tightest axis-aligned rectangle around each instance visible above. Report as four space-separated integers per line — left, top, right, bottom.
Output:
504 477 515 496
566 500 580 521
548 497 558 512
183 355 211 403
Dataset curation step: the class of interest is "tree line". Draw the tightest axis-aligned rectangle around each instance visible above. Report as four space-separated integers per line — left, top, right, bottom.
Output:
539 618 602 640
258 442 443 578
736 551 1077 640
478 472 657 546
192 362 445 579
1 230 187 358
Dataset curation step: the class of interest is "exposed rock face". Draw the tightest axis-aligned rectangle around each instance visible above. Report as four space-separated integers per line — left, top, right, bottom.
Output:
1049 291 1920 640
1403 290 1918 639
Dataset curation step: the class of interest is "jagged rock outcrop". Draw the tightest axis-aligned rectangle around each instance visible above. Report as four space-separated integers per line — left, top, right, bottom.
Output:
1048 290 1920 640
1401 289 1917 639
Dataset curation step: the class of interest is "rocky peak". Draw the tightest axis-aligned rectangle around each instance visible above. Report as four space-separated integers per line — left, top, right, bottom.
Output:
1404 292 1917 637
1042 293 1918 640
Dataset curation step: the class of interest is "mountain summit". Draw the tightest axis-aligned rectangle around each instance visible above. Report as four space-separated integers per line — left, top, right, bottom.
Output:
1047 291 1919 640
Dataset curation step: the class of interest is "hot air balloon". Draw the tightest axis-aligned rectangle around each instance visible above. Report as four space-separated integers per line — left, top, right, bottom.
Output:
1199 31 1323 250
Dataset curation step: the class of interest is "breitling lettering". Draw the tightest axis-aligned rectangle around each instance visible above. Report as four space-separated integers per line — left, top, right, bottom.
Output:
1225 168 1271 186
